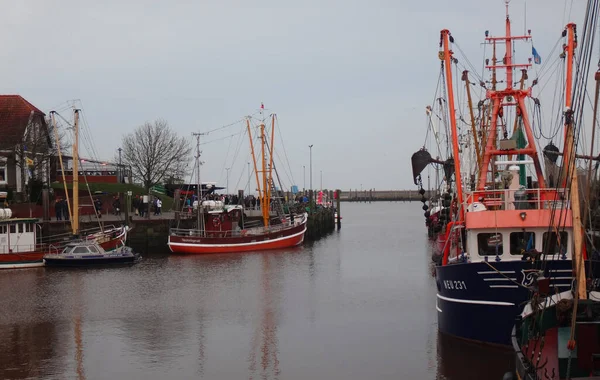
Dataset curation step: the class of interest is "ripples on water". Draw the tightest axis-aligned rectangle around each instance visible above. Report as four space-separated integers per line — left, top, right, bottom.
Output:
0 202 513 379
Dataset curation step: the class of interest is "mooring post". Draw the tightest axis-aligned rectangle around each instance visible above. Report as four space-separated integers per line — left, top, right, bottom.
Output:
335 189 341 229
42 188 50 221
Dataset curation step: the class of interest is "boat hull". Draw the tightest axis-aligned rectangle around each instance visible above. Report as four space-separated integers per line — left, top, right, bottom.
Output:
0 252 46 269
168 223 306 254
44 253 140 267
435 259 579 346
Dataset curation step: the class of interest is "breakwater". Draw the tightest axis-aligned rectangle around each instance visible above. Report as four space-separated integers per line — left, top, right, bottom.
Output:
339 189 432 202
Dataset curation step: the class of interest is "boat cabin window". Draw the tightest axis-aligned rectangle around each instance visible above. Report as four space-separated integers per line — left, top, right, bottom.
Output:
510 232 535 255
73 247 90 254
9 225 15 234
26 224 33 232
477 233 504 255
542 231 568 255
18 224 23 233
88 246 99 253
62 246 75 254
0 225 5 234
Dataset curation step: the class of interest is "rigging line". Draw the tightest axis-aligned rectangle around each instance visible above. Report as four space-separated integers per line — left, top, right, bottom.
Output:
200 130 245 145
273 115 297 186
215 131 236 186
220 125 249 189
77 100 102 163
453 41 485 83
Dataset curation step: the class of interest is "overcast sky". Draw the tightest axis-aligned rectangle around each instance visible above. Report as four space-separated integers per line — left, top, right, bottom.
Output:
0 0 591 191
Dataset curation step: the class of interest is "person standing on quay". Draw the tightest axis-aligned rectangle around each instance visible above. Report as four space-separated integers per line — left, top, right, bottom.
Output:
55 198 62 220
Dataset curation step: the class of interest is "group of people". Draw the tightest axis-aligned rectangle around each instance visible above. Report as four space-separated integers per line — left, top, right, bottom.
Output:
132 195 162 216
54 198 70 221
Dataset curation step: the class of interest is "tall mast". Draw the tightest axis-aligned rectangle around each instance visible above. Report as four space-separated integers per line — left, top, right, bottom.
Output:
192 132 206 234
247 119 264 225
477 5 545 189
50 111 73 233
561 23 577 186
260 124 268 227
462 70 481 171
72 109 80 236
561 23 586 300
440 29 464 220
267 114 276 210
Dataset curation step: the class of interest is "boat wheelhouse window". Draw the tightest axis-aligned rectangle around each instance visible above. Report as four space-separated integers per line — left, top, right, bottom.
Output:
72 246 90 254
88 245 99 253
62 246 75 254
542 231 568 255
510 232 536 255
9 225 15 234
477 233 504 255
18 224 23 233
26 224 33 232
0 225 5 234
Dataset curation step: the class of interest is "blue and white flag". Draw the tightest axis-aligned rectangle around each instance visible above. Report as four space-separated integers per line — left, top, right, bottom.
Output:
532 46 542 64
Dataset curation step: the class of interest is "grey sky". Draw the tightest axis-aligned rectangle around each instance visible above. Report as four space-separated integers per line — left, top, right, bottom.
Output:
0 0 589 191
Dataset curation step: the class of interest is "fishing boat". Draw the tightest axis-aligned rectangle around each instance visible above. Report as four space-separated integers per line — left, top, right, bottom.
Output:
42 109 137 267
168 113 308 254
411 2 600 346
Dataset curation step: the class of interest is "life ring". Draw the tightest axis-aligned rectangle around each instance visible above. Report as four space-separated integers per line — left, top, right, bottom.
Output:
212 216 221 228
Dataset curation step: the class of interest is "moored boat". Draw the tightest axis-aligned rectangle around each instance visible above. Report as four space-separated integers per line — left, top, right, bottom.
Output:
413 2 600 346
168 111 307 254
44 239 139 267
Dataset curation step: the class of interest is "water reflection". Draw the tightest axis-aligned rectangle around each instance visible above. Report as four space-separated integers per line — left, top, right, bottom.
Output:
0 203 517 379
436 332 514 379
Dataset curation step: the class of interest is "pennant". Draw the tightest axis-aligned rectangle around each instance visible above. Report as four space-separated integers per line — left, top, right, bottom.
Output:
532 46 541 64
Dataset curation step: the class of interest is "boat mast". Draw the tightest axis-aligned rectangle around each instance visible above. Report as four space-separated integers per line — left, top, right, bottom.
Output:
193 132 206 234
440 29 464 220
561 23 577 186
247 118 265 226
267 114 276 212
72 109 80 236
260 123 268 227
462 70 482 171
561 23 586 300
50 111 74 233
477 3 546 190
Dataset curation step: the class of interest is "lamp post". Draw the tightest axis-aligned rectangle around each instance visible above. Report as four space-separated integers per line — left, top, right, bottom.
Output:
303 165 306 191
309 144 313 191
118 147 122 183
225 167 231 194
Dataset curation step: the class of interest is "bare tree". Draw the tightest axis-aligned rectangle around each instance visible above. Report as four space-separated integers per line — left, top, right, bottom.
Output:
121 119 192 191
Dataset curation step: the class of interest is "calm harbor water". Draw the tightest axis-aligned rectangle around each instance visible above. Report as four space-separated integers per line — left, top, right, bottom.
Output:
0 202 513 380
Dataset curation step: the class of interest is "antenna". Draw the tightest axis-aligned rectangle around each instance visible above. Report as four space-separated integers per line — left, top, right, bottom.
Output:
192 132 207 234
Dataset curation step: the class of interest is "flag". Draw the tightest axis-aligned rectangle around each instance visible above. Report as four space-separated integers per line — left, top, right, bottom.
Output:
532 46 541 64
25 157 34 166
260 102 264 109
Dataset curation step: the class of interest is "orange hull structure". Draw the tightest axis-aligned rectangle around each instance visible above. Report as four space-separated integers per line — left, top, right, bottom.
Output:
168 218 307 254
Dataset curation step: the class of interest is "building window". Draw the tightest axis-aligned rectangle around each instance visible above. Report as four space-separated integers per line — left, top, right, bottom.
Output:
510 232 536 255
478 233 504 255
543 231 568 255
0 160 6 184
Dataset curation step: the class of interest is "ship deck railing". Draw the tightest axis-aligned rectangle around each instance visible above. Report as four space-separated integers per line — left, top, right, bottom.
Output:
464 188 570 211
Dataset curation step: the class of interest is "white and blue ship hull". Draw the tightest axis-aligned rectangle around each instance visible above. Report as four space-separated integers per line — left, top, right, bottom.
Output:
435 259 578 346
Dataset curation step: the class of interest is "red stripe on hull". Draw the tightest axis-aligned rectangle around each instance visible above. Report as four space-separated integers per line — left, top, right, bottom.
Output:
0 251 46 267
169 231 305 254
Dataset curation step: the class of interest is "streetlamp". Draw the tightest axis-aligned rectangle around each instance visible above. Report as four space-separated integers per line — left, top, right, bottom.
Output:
309 144 313 191
225 167 231 194
303 165 306 191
